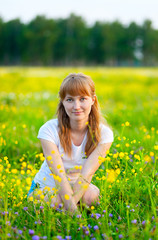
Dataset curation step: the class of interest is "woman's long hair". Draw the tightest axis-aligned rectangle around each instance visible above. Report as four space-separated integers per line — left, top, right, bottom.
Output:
57 73 106 157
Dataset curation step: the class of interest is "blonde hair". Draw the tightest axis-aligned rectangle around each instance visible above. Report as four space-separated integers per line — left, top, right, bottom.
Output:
57 73 106 157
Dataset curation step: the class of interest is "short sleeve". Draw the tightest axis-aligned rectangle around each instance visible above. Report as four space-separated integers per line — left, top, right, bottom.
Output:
100 124 114 144
37 120 59 145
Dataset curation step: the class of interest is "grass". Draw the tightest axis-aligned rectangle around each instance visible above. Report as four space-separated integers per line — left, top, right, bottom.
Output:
0 67 158 240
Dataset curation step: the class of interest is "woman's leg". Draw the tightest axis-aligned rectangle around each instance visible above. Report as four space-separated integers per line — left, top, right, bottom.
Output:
81 184 100 206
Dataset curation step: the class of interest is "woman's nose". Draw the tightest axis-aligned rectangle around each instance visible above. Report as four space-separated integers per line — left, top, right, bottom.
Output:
73 100 80 109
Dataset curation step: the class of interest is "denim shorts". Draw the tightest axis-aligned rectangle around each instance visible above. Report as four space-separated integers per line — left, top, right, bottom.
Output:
27 180 40 197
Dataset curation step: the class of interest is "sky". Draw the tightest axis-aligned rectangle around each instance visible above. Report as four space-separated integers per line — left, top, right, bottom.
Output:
0 0 158 28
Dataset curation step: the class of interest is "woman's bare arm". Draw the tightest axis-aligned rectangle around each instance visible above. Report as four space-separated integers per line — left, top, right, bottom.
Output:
39 139 78 213
72 142 112 204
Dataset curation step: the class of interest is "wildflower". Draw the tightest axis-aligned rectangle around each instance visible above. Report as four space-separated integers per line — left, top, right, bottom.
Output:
94 225 99 231
23 207 28 211
125 121 130 126
46 156 52 161
85 230 89 235
29 229 34 235
18 230 23 234
65 236 72 240
95 213 101 219
76 214 82 218
142 220 146 226
64 194 70 200
56 236 63 240
119 234 123 238
130 209 135 212
108 222 112 226
103 210 106 213
131 219 137 224
119 152 124 158
32 236 40 240
40 206 44 209
91 206 95 210
109 213 113 217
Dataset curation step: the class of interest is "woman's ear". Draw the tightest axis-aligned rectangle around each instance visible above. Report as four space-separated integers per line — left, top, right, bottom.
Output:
92 95 96 105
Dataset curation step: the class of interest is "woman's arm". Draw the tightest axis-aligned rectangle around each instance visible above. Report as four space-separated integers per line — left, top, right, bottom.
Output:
72 142 112 204
39 139 78 213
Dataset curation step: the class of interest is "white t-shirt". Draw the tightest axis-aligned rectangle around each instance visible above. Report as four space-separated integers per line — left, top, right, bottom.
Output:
34 118 114 188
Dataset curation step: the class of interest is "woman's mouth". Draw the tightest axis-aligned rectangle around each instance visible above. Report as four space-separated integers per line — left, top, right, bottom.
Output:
73 112 83 115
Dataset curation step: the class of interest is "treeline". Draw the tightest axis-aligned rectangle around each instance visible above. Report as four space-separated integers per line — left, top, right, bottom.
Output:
0 14 158 66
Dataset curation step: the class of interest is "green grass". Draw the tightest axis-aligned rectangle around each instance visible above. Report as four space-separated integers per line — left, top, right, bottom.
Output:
0 67 157 240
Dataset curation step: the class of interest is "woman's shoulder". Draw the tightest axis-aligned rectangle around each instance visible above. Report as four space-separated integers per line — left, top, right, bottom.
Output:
99 122 114 143
37 118 59 144
99 122 113 132
41 118 58 129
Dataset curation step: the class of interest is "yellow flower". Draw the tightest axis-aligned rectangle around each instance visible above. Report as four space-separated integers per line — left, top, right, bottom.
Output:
11 169 18 174
0 165 4 172
40 157 45 161
40 195 45 200
107 169 117 183
64 194 70 200
91 206 95 210
125 143 130 147
115 168 120 175
139 168 143 172
46 156 52 161
154 145 158 150
29 196 33 201
57 164 61 169
113 153 118 158
85 121 89 125
131 169 135 173
125 121 130 126
134 154 140 160
51 150 55 154
150 152 154 157
21 170 25 175
119 152 124 158
144 155 151 162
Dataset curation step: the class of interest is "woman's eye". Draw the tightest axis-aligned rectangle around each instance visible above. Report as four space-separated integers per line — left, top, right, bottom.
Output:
80 97 85 101
67 98 72 102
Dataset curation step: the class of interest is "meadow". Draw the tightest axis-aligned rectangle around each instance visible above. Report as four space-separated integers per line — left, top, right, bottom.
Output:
0 67 157 240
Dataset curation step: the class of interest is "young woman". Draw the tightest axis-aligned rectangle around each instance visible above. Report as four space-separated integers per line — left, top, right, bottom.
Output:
27 73 114 215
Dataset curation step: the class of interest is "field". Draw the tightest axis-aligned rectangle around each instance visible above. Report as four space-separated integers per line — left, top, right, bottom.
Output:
0 67 158 240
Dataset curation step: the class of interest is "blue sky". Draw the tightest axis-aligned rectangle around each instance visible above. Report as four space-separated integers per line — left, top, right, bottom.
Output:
0 0 158 28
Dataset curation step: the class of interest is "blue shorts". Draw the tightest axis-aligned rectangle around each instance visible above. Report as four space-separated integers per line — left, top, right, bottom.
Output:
27 180 40 197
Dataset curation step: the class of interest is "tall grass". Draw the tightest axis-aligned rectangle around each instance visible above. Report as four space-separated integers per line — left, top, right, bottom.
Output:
0 67 157 239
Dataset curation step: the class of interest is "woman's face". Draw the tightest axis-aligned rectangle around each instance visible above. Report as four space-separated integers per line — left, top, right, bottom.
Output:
62 94 95 122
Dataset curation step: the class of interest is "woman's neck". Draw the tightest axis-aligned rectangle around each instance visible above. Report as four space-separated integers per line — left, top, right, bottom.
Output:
70 119 88 134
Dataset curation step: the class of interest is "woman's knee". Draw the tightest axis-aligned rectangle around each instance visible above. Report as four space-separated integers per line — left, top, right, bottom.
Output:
82 185 100 206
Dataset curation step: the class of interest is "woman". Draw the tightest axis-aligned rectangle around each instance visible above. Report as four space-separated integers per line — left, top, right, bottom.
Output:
27 73 114 215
